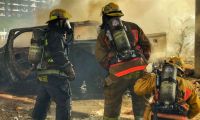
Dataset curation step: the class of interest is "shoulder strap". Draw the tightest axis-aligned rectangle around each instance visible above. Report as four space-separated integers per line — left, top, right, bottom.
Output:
124 24 136 48
40 29 48 46
99 29 112 51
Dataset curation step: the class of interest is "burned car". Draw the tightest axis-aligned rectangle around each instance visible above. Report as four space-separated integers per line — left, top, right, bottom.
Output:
0 21 107 99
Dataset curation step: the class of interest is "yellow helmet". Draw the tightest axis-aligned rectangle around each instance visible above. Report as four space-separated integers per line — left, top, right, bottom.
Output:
102 2 124 17
47 9 72 22
168 56 184 72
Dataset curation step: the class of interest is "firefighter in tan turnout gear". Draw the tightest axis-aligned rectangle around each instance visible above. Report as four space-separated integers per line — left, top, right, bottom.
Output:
134 57 200 120
95 2 151 120
29 9 75 120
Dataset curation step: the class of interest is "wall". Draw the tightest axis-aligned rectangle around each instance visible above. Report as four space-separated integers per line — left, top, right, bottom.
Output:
195 0 200 77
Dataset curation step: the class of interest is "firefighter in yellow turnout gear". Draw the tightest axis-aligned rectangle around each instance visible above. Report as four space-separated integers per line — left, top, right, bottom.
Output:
31 9 75 120
95 2 151 120
134 57 200 120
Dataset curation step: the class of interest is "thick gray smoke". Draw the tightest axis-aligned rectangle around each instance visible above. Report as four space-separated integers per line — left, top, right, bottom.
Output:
34 0 118 24
12 0 195 59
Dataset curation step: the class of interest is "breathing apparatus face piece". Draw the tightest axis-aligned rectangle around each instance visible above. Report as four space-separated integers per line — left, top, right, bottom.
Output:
49 18 72 32
159 63 177 105
55 19 72 30
106 17 131 53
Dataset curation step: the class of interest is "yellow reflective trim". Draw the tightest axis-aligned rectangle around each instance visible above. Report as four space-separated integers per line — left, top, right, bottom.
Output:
37 70 66 76
30 45 40 48
29 45 42 50
29 49 40 52
45 39 48 46
38 70 59 75
103 116 119 120
38 75 48 82
48 58 54 63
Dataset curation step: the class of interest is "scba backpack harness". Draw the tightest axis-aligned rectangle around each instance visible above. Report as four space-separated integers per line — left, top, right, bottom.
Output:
104 17 147 77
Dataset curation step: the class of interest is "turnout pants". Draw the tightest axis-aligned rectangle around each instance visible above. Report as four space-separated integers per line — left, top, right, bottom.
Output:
103 72 146 120
32 75 71 120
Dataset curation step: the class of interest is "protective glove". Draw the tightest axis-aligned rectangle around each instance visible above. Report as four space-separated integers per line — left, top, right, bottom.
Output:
62 62 75 81
109 55 119 65
108 51 118 65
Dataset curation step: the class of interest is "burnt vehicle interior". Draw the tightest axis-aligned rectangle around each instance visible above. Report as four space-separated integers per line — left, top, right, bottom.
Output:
0 21 107 99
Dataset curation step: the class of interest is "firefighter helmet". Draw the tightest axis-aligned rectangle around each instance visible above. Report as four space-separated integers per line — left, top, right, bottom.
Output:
47 9 72 22
168 56 184 72
102 2 124 17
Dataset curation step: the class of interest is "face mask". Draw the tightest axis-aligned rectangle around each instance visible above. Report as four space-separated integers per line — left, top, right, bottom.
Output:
55 19 65 28
54 19 71 30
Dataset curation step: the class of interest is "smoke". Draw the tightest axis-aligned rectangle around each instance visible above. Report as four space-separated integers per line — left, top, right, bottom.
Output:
37 0 157 23
35 0 194 30
10 0 195 58
34 0 116 24
34 0 194 30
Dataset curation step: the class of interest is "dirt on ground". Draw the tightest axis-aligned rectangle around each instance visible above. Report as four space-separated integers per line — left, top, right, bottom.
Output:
0 95 134 120
0 78 200 120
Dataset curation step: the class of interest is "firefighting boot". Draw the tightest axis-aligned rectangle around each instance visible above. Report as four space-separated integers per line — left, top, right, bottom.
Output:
103 116 119 120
